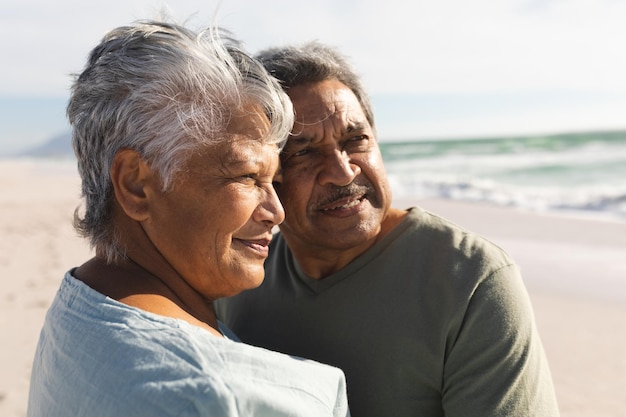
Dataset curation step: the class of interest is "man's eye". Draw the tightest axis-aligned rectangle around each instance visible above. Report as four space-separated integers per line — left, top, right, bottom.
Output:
272 171 283 186
282 148 311 159
281 148 311 165
344 135 370 151
349 135 368 143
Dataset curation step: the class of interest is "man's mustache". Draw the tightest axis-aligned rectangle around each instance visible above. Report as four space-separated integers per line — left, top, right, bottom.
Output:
315 183 374 207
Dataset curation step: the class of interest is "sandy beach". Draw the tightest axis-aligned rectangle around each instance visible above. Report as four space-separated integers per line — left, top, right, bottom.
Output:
1 158 625 417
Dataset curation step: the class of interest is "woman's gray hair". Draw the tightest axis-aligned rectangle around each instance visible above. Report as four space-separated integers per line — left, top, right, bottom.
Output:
69 20 293 263
255 41 375 129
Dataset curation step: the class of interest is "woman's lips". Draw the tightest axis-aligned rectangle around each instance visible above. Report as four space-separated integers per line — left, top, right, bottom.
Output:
235 237 271 257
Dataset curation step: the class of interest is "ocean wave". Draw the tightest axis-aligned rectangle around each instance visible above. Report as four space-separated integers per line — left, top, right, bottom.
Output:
388 173 626 220
381 130 626 220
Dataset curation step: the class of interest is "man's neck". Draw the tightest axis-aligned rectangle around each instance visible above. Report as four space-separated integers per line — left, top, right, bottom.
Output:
286 208 408 279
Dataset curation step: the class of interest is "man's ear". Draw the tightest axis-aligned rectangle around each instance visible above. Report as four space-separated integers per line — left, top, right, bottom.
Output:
110 149 154 221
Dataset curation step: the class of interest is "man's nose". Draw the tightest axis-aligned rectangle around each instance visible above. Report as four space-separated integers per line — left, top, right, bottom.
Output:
317 149 361 187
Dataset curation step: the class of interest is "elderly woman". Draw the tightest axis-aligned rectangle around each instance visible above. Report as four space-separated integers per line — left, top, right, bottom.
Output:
27 21 349 417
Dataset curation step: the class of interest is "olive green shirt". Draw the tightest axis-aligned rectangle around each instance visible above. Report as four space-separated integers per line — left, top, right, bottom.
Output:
216 207 559 417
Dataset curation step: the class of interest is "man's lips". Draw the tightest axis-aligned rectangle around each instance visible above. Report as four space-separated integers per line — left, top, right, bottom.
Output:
319 194 365 211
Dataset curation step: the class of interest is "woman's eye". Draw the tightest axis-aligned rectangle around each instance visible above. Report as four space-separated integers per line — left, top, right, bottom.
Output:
240 174 277 190
239 174 256 183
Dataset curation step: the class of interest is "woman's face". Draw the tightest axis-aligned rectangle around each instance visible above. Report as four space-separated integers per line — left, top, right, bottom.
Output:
142 108 284 300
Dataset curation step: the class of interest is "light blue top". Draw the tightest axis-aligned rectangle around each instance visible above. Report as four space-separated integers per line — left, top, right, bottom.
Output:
27 272 349 417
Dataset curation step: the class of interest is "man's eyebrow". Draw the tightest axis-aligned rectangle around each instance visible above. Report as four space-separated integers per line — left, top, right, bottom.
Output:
287 135 313 147
346 121 366 133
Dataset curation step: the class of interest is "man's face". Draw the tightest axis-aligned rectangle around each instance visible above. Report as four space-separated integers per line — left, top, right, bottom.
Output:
275 79 392 259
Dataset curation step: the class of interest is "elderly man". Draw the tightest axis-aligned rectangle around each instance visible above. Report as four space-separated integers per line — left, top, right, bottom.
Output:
216 42 560 417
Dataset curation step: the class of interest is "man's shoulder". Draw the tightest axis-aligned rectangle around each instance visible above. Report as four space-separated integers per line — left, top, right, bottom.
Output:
392 207 517 274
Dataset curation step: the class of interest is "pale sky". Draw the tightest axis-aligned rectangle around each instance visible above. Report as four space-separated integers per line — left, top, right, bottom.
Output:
2 0 626 153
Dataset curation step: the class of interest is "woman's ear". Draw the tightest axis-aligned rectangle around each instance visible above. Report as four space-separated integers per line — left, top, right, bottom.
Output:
110 149 154 221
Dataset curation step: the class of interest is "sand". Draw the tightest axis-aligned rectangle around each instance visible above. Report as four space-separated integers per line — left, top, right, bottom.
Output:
1 159 625 417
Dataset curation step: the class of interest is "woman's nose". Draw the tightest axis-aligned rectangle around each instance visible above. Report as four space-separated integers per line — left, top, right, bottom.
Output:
255 184 285 227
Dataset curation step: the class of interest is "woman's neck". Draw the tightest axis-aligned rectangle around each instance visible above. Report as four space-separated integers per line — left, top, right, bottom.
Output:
74 256 222 337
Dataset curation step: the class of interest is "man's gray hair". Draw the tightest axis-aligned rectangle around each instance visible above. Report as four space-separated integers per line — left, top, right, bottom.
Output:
69 20 293 263
255 41 374 129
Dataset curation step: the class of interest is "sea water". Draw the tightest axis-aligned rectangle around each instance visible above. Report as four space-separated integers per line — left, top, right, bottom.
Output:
9 129 626 221
380 130 626 221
